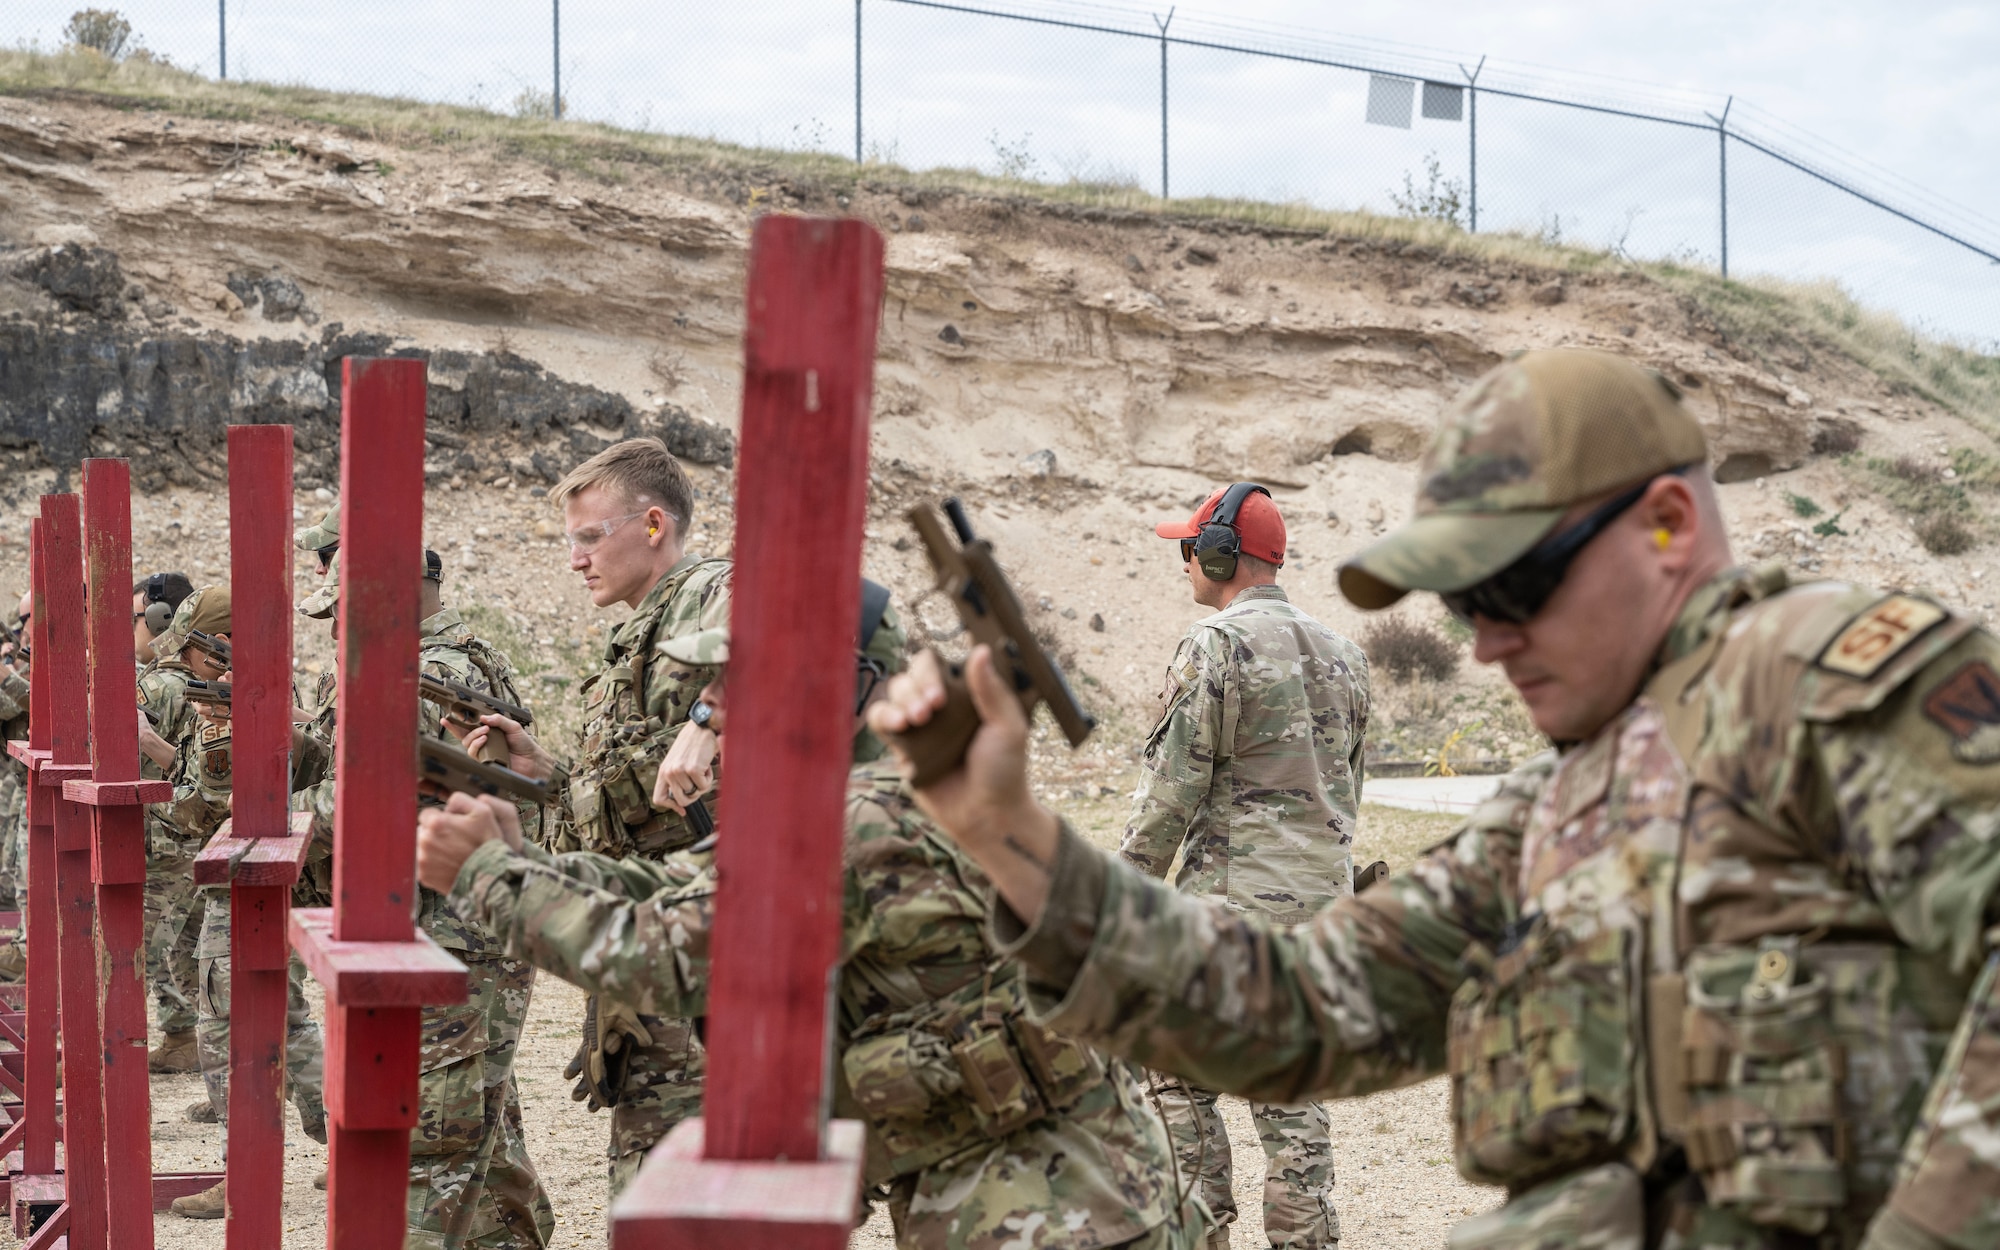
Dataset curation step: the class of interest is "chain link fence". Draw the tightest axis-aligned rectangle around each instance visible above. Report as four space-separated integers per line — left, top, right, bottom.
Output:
9 0 1999 349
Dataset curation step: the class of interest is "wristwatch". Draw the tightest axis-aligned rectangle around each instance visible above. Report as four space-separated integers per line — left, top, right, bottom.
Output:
688 700 716 730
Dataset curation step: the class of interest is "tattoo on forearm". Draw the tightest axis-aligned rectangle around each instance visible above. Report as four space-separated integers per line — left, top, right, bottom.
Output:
1004 834 1051 876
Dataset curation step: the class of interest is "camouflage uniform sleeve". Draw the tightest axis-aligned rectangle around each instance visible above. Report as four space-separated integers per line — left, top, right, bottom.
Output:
999 754 1546 1103
448 838 714 1017
1118 633 1222 879
1793 628 2000 1247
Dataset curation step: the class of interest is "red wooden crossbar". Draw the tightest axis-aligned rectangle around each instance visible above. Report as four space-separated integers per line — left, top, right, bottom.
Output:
68 459 174 1249
182 427 312 1249
37 494 108 1250
3 520 61 1235
290 357 469 1250
610 216 883 1247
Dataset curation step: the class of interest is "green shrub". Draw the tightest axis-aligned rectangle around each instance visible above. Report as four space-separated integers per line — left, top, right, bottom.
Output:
1784 491 1822 518
1916 514 1976 556
1363 616 1460 684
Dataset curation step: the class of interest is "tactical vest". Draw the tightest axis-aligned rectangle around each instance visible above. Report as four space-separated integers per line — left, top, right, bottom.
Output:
565 557 729 859
1447 582 1973 1238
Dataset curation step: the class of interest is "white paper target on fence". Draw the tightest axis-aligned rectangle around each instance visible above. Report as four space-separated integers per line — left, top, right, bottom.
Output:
1422 81 1464 121
1365 75 1416 128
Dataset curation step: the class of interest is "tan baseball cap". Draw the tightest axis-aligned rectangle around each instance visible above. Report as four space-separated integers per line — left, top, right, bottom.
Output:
155 585 232 659
1338 349 1708 611
297 549 442 619
296 504 339 554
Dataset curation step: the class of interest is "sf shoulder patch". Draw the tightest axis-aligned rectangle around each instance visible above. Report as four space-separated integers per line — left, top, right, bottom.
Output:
1817 594 1948 679
1923 661 2000 765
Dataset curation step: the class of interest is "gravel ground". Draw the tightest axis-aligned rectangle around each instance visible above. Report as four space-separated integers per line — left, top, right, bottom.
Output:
5 805 1490 1248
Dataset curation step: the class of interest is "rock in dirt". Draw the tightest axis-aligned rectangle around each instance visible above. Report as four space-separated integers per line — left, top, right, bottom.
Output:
1019 448 1057 479
3 243 127 317
1529 280 1566 306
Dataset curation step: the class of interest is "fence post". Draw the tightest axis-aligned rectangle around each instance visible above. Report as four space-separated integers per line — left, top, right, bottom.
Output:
4 521 62 1235
1713 95 1733 278
217 0 225 80
855 0 864 162
290 358 469 1250
610 215 880 1248
1155 8 1173 199
1461 57 1484 233
553 0 562 120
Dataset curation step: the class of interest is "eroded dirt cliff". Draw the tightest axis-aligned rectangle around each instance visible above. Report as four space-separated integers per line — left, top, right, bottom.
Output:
2 91 1994 769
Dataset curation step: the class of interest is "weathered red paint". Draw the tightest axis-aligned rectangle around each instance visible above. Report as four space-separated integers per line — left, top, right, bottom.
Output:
289 357 469 1249
37 494 107 1250
3 520 59 1231
75 459 158 1250
611 216 880 1247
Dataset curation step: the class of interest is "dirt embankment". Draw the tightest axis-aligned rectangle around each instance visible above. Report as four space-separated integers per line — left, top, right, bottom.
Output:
2 92 1995 760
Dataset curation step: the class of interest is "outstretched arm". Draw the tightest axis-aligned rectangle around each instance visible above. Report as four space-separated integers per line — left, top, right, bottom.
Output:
419 794 716 1016
867 645 1531 1103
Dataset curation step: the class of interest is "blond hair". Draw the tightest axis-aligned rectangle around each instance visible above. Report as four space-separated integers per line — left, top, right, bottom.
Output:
552 438 696 534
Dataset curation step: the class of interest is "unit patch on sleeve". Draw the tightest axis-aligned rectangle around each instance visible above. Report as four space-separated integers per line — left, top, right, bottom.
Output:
1921 660 2000 765
1817 594 1948 679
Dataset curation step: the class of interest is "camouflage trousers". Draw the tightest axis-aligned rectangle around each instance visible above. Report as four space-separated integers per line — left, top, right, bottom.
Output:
145 849 204 1035
0 764 24 911
604 1012 707 1197
1150 1075 1339 1249
193 887 327 1139
408 955 556 1250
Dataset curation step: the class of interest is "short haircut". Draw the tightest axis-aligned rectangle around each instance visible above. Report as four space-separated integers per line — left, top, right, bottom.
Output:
133 572 195 610
552 438 695 535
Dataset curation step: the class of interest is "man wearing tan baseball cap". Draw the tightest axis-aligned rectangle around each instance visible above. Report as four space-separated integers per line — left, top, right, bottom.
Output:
864 345 2000 1248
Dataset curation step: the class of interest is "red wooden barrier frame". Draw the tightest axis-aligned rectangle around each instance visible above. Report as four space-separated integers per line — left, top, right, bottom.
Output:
290 357 470 1250
610 216 882 1247
39 493 110 1250
65 458 177 1250
191 426 314 1249
4 518 64 1236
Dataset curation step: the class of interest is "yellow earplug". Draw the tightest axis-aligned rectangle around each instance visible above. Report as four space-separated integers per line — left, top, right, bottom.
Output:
1654 528 1672 550
649 527 659 537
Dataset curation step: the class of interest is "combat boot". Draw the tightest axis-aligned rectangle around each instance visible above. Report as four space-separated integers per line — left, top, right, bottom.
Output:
170 1179 226 1220
148 1029 199 1074
185 1098 220 1124
1205 1226 1233 1250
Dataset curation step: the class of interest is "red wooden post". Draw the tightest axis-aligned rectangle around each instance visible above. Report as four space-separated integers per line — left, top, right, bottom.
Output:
191 426 314 1249
37 495 108 1250
63 459 172 1250
611 216 882 1247
3 520 63 1234
290 358 469 1250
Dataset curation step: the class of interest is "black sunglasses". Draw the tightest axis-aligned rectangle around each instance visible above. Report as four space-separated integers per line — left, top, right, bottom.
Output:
1440 468 1688 627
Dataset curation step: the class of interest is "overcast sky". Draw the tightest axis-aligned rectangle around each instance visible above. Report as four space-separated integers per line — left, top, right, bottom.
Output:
10 1 1998 343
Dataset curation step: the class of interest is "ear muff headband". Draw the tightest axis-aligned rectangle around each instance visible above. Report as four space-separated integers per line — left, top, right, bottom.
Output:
1193 482 1271 582
144 600 175 634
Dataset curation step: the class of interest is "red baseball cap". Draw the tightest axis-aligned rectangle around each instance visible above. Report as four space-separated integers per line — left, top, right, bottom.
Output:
1155 486 1287 566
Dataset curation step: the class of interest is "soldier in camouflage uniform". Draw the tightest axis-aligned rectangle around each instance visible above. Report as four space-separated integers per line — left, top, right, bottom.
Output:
155 588 331 1219
288 550 555 1249
872 348 2000 1250
0 646 30 981
420 595 1200 1250
1126 484 1368 1250
134 571 206 1073
458 439 728 1195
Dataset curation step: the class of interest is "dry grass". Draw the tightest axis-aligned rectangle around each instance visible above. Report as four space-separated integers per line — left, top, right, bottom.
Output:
3 43 1994 429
